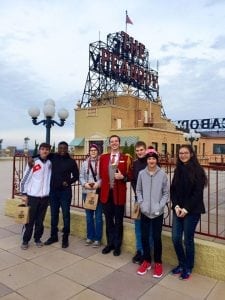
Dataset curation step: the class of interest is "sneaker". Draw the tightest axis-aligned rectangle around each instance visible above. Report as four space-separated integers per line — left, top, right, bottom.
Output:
92 241 101 248
171 265 183 275
35 240 44 248
85 239 93 246
132 250 143 264
153 263 163 278
137 260 151 275
21 242 28 250
179 270 191 280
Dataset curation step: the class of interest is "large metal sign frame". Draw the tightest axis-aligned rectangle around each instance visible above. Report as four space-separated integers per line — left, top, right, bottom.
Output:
81 31 159 108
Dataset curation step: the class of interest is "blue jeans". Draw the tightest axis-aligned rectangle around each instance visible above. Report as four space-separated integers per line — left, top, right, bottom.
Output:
49 188 72 237
135 218 154 254
172 212 200 272
83 193 103 241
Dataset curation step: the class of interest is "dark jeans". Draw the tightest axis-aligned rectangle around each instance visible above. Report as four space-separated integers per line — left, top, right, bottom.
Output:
23 196 49 243
83 193 103 241
49 188 72 237
172 212 200 272
135 218 154 254
141 213 164 263
102 189 125 250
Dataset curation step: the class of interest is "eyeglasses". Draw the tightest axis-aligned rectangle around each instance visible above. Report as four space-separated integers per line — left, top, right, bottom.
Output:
90 149 97 152
179 152 190 155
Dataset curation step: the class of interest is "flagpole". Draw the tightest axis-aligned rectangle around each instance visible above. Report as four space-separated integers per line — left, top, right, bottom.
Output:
125 10 127 33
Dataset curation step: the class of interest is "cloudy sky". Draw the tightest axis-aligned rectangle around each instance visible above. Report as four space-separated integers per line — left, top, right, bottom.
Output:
0 0 224 149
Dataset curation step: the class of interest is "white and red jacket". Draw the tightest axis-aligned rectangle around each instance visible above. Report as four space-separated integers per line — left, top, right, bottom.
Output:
20 157 52 197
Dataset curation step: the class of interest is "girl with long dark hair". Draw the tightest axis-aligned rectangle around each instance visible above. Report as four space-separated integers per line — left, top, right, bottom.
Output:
170 144 207 280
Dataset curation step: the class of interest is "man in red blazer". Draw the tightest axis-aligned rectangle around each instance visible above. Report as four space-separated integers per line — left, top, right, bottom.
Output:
99 135 132 256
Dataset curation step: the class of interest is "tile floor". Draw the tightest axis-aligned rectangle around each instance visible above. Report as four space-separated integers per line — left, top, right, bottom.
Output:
0 220 225 299
1 160 225 299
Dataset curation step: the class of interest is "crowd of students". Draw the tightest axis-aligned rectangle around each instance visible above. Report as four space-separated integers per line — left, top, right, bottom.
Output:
20 136 207 281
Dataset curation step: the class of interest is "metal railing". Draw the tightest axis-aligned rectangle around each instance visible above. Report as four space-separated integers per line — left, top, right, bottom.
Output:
12 154 225 240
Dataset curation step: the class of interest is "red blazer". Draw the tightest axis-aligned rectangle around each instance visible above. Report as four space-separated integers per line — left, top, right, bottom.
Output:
99 153 133 205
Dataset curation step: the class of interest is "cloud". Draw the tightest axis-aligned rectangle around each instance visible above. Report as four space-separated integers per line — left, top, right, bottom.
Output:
159 59 183 85
204 0 225 7
160 55 225 120
218 67 225 78
211 35 225 49
161 41 200 52
0 0 225 148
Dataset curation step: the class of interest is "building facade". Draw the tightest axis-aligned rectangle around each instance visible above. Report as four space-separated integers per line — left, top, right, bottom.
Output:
71 94 192 158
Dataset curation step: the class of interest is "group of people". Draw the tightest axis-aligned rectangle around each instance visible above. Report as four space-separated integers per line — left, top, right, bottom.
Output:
77 135 132 256
20 141 79 249
131 141 207 280
20 135 207 281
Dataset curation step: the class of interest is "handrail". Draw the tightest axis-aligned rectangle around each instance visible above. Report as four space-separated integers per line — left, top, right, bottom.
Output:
12 154 225 240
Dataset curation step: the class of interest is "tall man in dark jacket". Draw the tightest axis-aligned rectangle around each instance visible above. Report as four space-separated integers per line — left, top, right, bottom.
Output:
131 141 147 263
44 141 79 248
99 135 132 256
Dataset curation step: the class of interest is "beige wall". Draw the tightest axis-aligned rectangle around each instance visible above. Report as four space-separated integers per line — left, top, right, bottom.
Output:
75 106 112 137
199 137 225 164
73 95 208 156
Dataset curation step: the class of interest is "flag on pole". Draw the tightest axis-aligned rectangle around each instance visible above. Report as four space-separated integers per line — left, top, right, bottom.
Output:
126 11 133 25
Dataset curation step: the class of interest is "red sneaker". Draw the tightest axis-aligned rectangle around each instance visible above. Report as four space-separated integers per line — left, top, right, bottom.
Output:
153 263 163 278
137 260 151 275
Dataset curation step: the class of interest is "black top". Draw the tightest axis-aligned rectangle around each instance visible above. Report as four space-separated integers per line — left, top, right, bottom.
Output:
49 153 79 190
170 164 205 214
131 156 147 196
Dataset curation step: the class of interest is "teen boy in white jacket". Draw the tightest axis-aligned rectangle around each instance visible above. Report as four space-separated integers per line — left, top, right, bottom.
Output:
20 143 52 249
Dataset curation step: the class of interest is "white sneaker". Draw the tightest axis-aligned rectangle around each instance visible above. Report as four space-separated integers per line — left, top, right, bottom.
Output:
85 239 93 246
92 241 101 248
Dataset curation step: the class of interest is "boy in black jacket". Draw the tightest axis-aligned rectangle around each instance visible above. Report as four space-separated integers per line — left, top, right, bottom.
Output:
44 141 79 248
131 142 154 264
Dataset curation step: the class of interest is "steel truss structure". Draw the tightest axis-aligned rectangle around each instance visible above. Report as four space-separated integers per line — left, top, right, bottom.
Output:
81 32 159 108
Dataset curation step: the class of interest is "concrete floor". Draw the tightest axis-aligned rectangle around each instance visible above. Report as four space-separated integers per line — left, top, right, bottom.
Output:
1 159 225 299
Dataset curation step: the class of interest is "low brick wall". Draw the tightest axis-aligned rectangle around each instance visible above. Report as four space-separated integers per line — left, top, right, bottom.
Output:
5 198 225 281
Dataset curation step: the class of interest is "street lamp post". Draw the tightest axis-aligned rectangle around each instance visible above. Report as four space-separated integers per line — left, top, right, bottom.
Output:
0 139 3 156
24 137 30 155
183 130 201 148
28 99 69 144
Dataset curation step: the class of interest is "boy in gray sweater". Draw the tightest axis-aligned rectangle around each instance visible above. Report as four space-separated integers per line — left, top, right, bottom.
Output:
136 150 169 278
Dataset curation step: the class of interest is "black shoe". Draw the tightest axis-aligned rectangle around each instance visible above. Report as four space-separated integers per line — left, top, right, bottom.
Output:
102 245 114 254
21 242 29 250
44 236 58 245
113 248 121 256
62 235 69 248
132 250 143 264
